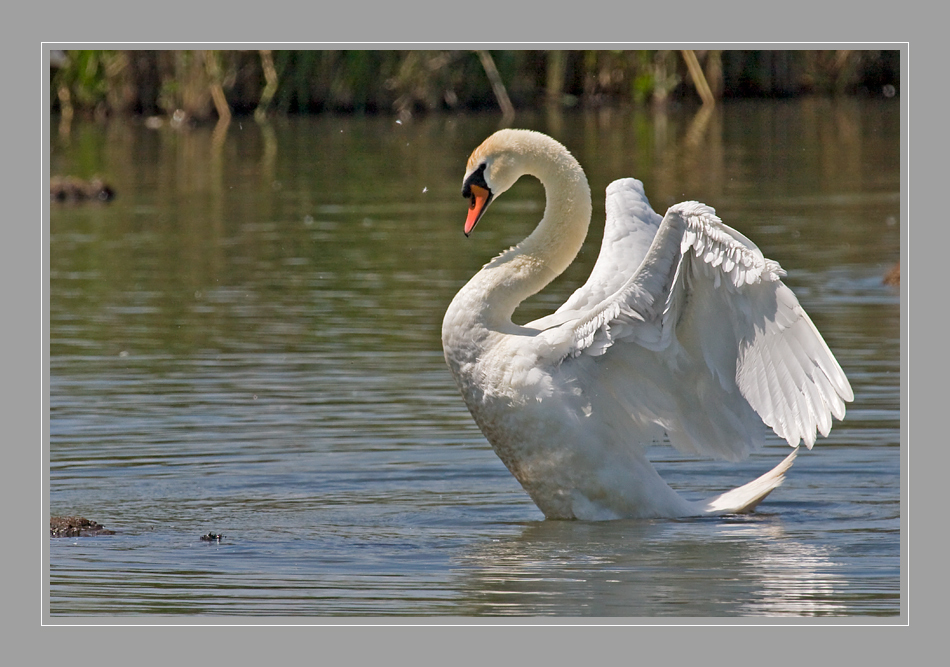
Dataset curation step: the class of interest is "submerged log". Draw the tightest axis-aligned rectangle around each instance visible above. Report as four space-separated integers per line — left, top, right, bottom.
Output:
50 176 115 203
50 516 115 537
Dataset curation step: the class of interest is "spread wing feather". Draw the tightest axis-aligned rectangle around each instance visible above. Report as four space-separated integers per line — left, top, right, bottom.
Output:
545 179 852 460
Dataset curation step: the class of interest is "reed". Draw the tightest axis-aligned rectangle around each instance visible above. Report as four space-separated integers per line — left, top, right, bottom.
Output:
49 49 900 123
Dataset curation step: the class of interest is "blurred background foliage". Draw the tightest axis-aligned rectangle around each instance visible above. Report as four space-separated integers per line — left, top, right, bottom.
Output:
50 49 900 124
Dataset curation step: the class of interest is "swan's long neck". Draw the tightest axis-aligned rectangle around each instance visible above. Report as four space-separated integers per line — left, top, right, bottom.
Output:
455 138 592 330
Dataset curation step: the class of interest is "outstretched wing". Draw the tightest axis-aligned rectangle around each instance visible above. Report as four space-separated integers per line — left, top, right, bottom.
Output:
561 178 664 313
555 186 853 460
527 179 663 332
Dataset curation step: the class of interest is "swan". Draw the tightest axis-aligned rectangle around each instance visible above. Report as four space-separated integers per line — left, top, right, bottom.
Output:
441 129 853 520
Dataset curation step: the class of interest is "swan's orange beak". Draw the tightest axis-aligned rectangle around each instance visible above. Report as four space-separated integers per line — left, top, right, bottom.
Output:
464 185 491 236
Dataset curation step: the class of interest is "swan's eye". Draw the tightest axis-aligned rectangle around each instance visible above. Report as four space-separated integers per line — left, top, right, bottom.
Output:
462 163 490 202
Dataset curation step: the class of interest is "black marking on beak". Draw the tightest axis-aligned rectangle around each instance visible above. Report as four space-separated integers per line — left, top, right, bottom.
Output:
462 163 493 236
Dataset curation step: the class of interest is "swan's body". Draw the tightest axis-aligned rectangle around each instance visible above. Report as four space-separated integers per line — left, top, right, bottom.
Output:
442 129 853 520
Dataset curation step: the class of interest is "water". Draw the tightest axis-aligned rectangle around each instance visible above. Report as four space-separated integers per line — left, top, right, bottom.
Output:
48 98 901 618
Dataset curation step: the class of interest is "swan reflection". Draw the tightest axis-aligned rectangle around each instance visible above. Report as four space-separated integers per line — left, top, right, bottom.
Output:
452 516 846 617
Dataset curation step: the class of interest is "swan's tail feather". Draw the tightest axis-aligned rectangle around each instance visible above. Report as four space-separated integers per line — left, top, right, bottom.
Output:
700 448 799 514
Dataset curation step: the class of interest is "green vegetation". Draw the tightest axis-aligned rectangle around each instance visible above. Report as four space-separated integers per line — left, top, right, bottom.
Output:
50 49 900 123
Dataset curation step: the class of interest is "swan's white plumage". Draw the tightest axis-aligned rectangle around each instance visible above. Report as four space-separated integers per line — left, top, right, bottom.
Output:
443 129 852 520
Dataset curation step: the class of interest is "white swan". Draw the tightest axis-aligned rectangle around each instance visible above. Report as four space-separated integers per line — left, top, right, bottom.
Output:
442 129 854 520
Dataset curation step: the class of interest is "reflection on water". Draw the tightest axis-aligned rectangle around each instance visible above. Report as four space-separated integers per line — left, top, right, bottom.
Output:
454 518 848 617
49 98 900 617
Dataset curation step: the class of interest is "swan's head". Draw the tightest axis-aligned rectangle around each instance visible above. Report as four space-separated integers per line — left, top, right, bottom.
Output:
461 129 544 236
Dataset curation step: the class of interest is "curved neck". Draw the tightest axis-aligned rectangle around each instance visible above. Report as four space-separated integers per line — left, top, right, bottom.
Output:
470 143 592 327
